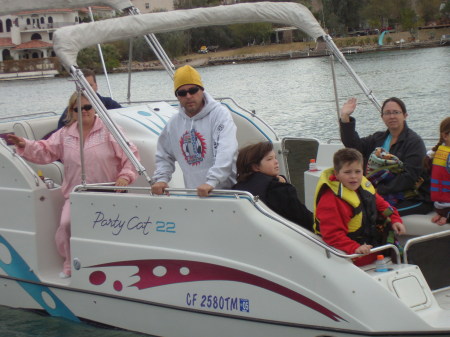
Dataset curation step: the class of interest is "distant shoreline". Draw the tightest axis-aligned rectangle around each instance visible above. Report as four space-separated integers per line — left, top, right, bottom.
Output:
115 38 449 72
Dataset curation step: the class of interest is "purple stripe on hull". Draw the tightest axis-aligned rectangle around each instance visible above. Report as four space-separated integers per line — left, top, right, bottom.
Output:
87 259 346 322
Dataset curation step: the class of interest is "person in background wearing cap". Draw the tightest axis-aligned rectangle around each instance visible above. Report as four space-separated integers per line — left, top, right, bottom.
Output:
151 65 238 197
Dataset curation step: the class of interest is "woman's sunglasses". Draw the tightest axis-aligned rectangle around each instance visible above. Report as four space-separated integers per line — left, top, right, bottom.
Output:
73 104 93 113
176 87 200 97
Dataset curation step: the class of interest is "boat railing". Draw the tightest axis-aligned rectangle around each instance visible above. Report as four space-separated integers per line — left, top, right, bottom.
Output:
119 99 177 106
326 137 439 146
0 138 40 186
0 111 58 123
403 229 450 264
217 97 279 141
73 183 400 263
119 96 279 141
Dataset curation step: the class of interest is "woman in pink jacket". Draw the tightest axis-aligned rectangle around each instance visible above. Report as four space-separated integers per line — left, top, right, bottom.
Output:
8 92 139 278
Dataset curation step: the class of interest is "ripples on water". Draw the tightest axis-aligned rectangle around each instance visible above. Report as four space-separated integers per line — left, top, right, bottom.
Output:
0 47 449 337
0 305 149 337
1 47 449 143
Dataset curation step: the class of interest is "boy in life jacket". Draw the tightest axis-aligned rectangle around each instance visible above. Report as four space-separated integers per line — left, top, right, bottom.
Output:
313 148 406 265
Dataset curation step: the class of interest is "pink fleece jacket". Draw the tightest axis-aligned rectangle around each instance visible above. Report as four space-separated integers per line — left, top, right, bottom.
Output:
17 116 139 198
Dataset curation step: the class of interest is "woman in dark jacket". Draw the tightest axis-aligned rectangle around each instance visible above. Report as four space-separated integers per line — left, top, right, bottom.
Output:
339 97 432 216
232 142 313 231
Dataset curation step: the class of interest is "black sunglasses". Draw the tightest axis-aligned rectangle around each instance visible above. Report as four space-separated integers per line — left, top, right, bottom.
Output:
73 104 93 113
176 87 200 97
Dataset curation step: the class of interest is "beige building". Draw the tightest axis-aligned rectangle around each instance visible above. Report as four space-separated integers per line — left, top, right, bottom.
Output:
131 0 174 13
0 6 116 61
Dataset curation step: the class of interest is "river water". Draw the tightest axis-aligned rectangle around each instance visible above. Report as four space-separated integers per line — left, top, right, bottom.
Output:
0 46 449 336
1 46 449 143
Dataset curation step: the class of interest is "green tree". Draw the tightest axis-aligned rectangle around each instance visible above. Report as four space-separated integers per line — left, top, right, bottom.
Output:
77 44 121 73
360 0 393 29
400 7 421 38
175 0 221 9
416 0 442 24
360 0 413 30
442 0 450 21
321 0 366 35
158 31 188 58
229 23 273 47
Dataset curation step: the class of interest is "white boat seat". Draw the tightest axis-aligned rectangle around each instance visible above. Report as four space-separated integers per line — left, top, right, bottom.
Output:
13 116 64 185
13 116 60 140
231 111 270 149
401 212 450 237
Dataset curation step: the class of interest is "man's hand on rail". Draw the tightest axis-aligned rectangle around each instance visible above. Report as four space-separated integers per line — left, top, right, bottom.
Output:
197 183 214 197
151 181 169 195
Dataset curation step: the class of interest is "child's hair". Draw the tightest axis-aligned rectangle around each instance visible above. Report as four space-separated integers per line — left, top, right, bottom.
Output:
432 117 450 152
236 141 273 183
333 148 363 172
381 97 407 115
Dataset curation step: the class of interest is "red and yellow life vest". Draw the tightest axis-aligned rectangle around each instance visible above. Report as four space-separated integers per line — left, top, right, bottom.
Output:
313 167 376 235
431 145 450 203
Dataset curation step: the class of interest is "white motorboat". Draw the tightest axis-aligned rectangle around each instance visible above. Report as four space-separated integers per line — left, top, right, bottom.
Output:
0 1 449 336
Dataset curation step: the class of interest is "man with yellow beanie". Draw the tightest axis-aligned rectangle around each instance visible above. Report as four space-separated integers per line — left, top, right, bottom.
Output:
151 65 238 197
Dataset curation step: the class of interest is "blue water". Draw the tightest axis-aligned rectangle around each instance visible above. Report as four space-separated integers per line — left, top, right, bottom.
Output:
0 46 449 336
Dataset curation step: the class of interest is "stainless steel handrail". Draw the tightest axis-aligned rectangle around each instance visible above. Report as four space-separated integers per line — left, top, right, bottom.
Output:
1 138 40 186
0 111 58 122
325 138 439 145
128 6 175 78
70 67 152 185
119 96 280 141
403 229 450 264
217 97 279 141
72 184 401 263
164 188 401 262
323 34 381 112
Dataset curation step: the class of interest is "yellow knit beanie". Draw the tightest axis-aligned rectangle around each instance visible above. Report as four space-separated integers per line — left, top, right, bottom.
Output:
173 65 204 93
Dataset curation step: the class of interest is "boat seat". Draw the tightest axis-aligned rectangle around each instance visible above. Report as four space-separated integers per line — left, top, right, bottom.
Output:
13 116 60 140
13 116 64 185
230 111 271 149
401 212 450 237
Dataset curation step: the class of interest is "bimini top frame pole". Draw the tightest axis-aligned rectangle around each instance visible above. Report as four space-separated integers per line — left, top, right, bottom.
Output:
127 6 175 78
71 67 152 184
323 35 382 112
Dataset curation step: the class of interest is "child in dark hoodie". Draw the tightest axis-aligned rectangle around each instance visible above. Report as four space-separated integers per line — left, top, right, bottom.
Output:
233 141 313 231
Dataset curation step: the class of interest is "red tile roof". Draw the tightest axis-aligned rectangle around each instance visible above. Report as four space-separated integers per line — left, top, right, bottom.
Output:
0 38 15 47
13 40 53 50
79 6 113 13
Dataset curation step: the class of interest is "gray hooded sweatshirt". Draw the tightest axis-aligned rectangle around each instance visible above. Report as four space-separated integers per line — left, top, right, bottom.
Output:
152 91 237 189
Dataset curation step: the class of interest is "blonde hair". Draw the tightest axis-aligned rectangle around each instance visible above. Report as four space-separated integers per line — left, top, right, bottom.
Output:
64 91 89 126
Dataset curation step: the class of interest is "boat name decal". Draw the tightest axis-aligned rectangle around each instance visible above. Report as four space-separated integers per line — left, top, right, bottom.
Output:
91 211 176 236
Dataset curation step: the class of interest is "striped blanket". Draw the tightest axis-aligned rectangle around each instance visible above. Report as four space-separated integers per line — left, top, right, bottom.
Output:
366 147 420 206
